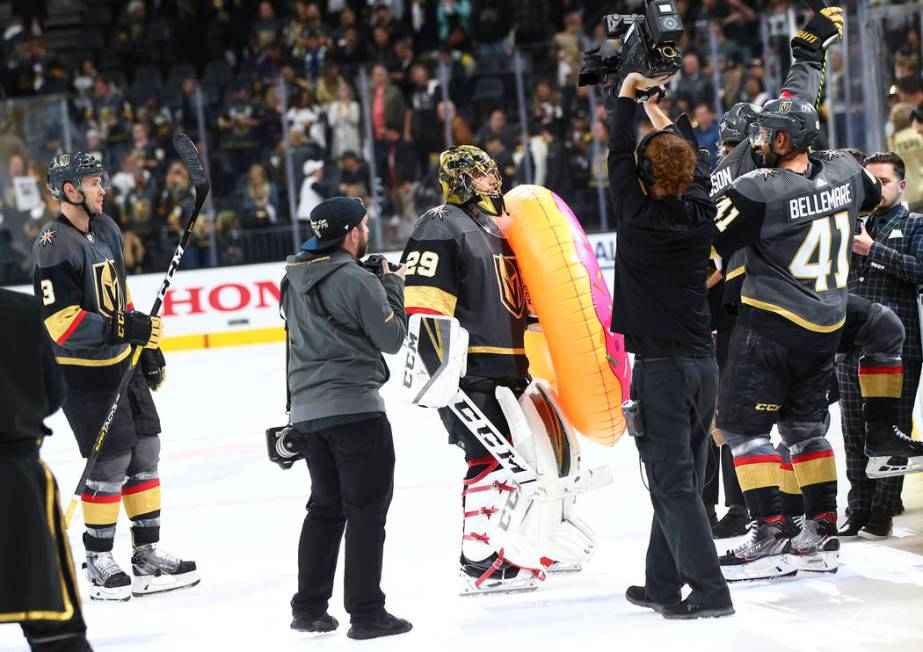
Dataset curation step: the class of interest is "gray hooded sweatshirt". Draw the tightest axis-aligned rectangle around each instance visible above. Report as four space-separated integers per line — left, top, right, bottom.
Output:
283 248 407 423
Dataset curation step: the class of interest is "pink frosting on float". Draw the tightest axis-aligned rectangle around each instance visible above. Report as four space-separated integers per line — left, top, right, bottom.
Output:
552 192 631 401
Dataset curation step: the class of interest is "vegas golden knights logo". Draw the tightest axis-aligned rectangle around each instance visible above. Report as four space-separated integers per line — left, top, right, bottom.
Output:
493 255 525 319
779 100 792 113
92 259 122 317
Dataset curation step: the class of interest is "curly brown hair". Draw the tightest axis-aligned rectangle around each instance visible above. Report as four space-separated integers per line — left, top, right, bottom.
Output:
643 133 696 198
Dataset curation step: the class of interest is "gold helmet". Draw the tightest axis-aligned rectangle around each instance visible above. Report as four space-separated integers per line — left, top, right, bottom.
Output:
438 145 505 216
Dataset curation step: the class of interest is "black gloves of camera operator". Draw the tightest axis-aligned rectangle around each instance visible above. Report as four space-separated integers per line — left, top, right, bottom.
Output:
109 310 162 349
791 6 844 55
140 348 166 391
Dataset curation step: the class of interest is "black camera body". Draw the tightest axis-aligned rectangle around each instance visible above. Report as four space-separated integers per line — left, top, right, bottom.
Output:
359 254 389 280
578 0 684 93
266 425 309 470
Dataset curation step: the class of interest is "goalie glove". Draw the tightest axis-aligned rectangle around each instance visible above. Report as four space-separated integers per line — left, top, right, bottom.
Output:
140 347 166 391
791 6 844 53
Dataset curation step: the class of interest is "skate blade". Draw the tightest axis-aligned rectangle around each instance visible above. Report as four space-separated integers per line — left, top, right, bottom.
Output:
459 574 539 596
795 551 839 574
545 561 583 574
132 570 200 597
721 555 798 582
866 456 923 479
89 585 132 602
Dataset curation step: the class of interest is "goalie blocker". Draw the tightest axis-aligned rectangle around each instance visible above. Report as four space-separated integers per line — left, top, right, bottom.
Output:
400 315 612 591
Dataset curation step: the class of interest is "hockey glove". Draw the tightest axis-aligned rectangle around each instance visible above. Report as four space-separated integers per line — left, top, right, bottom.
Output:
140 347 166 391
110 310 163 349
791 6 844 53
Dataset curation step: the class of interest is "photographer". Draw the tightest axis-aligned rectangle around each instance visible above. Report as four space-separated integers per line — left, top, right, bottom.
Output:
609 73 733 619
280 197 411 640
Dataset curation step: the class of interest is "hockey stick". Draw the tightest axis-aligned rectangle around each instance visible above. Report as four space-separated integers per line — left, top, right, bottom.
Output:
63 133 209 528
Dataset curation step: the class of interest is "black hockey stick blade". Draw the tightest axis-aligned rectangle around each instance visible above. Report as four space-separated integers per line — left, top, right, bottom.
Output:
173 132 208 189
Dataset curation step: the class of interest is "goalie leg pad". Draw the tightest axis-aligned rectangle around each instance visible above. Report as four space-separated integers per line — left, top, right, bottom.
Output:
461 458 516 563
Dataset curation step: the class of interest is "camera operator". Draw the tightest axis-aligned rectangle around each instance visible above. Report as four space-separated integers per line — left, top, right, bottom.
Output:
609 72 733 620
279 197 412 640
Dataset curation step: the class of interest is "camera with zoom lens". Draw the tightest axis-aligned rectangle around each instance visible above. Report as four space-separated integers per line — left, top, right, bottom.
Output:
266 425 308 470
578 0 684 97
360 254 389 280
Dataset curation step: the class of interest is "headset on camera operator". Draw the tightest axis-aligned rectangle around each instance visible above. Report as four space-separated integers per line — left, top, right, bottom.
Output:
608 72 733 619
268 196 412 640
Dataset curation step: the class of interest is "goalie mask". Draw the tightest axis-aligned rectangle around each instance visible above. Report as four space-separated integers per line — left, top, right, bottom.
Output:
439 145 505 216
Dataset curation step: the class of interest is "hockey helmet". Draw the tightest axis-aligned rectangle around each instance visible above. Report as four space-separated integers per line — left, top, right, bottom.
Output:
750 98 819 151
719 102 761 146
46 151 109 200
438 145 505 216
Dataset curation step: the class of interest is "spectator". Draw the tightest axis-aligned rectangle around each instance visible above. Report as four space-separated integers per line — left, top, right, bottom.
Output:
122 159 161 272
531 78 564 134
693 102 720 167
553 12 583 89
240 163 280 227
405 62 442 171
250 0 283 56
161 160 211 269
302 30 327 83
475 108 516 151
389 37 416 99
286 85 326 151
897 77 923 109
370 63 407 183
888 102 923 212
326 83 361 160
673 50 715 111
482 134 516 193
315 61 346 105
336 151 371 204
218 84 265 175
437 100 474 148
297 159 331 221
740 75 770 107
369 25 396 68
85 76 133 161
130 122 164 178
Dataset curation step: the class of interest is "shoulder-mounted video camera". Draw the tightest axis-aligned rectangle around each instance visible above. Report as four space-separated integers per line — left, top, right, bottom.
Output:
578 0 684 100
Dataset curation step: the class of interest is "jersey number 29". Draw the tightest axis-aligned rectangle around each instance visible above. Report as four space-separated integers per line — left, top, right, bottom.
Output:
404 250 439 277
789 211 851 292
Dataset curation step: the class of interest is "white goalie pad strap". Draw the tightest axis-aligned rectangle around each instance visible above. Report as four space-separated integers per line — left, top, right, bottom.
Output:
399 314 468 408
462 467 517 563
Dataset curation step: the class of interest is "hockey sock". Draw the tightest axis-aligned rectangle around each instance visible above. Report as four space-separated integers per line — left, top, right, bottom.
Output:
122 472 161 547
82 479 122 552
859 355 903 425
789 438 837 519
726 433 784 519
776 444 805 518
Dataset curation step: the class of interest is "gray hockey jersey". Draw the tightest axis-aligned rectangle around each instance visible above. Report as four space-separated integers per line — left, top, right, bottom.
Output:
31 213 133 389
713 151 882 350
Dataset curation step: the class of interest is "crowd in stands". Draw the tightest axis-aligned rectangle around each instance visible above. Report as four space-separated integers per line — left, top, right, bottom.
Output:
1 0 922 286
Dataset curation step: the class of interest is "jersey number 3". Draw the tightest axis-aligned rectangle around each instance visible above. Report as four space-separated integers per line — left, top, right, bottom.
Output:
789 211 851 292
40 279 55 306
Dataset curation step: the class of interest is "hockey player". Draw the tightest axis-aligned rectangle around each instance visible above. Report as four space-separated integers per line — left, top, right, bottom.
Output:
712 98 882 581
31 152 198 601
400 145 537 594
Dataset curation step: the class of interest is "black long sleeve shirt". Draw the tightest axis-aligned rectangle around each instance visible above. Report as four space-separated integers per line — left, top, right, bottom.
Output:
607 96 716 357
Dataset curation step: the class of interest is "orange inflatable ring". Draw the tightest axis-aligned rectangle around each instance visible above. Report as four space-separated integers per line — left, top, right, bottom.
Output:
498 185 631 446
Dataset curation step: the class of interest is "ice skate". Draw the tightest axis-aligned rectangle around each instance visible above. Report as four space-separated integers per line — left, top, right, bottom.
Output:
459 555 539 596
131 544 200 597
719 518 797 582
864 423 923 478
791 513 839 574
84 551 132 601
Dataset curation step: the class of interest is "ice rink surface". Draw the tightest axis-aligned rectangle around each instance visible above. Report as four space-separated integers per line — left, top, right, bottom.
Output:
2 342 922 652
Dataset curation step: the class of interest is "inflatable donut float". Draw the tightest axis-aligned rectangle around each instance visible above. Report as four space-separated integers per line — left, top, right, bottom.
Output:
497 185 630 446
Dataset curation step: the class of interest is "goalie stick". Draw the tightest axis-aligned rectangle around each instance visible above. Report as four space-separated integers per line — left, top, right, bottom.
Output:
63 133 209 528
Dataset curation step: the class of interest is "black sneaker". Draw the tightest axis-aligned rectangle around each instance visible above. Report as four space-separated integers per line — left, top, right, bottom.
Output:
713 507 749 539
661 598 735 620
837 512 869 538
291 612 338 633
859 513 893 540
347 611 412 640
625 585 674 613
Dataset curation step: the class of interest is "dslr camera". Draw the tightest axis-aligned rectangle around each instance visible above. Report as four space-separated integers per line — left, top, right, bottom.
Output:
578 0 684 96
360 254 389 280
266 425 309 470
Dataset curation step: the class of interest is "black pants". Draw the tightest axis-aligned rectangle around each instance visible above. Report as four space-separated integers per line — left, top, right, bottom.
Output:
291 415 395 625
632 356 731 608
